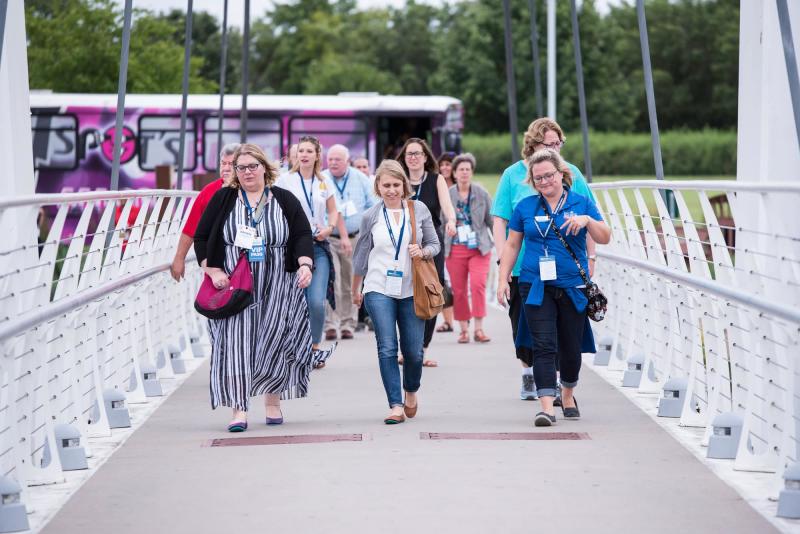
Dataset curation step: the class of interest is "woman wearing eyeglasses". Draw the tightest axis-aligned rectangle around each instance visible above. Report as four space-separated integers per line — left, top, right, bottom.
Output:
276 136 339 355
194 144 334 431
496 149 610 427
396 138 456 367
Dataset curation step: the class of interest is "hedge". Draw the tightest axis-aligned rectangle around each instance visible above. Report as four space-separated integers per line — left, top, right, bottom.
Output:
462 129 737 176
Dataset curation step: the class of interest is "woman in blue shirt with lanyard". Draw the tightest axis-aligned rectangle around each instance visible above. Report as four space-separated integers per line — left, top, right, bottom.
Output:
276 136 339 354
352 160 440 424
497 149 610 427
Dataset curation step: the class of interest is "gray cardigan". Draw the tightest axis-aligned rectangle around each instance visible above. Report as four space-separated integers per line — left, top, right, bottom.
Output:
353 200 441 276
445 183 494 257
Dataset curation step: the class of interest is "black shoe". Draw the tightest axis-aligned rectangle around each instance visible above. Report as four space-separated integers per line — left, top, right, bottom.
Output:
553 384 563 407
562 397 580 420
534 412 556 427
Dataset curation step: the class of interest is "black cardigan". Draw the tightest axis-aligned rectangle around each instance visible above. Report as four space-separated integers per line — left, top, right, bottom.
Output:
194 186 313 271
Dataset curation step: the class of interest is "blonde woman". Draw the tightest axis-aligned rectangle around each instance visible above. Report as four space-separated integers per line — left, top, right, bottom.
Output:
497 149 610 427
194 144 333 431
352 160 440 424
276 136 339 351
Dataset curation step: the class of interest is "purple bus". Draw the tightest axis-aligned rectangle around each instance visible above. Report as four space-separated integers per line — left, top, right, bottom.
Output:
29 92 464 194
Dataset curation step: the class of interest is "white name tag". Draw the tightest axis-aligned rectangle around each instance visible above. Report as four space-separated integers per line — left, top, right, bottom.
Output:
234 225 257 250
535 215 550 223
385 269 404 297
539 256 557 281
343 200 358 217
457 224 472 242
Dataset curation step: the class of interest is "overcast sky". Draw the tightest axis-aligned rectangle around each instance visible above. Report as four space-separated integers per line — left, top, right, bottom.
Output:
120 0 620 28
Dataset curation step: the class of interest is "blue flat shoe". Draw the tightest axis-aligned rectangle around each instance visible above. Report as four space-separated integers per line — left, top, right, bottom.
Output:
266 410 283 425
227 421 247 432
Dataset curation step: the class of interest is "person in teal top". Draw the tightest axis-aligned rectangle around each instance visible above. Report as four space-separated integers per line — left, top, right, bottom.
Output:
491 117 598 401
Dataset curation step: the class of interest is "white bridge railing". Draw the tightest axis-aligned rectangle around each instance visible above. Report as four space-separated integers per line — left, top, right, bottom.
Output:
590 180 800 506
0 190 205 517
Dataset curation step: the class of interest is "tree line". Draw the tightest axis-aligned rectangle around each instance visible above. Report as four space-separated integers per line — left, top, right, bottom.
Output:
26 0 739 135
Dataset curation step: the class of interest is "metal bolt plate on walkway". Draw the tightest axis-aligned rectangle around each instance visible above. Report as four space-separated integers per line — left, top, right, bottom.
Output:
204 433 370 447
420 432 590 441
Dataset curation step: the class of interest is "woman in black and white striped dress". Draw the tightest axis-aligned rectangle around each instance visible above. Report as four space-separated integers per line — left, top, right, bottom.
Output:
194 144 334 431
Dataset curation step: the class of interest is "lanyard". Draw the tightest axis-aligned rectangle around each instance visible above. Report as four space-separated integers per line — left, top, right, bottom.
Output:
457 186 472 226
241 188 268 227
333 170 349 200
410 172 426 200
382 204 406 263
534 191 567 240
299 172 315 216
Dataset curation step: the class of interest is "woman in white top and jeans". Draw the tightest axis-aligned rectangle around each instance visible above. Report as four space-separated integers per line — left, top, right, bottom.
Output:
352 160 440 424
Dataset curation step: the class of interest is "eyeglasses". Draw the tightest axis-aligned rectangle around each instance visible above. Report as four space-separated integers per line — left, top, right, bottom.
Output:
235 163 261 173
406 151 424 158
532 170 560 183
539 140 564 150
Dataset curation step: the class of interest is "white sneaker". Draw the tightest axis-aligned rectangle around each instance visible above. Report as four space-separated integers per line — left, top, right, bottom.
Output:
520 374 538 401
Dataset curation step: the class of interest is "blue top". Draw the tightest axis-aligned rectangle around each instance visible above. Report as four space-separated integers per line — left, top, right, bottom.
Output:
322 167 376 236
491 160 596 276
508 191 603 312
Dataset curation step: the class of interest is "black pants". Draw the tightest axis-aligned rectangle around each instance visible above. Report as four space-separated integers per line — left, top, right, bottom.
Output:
423 228 446 349
519 284 586 398
508 277 535 366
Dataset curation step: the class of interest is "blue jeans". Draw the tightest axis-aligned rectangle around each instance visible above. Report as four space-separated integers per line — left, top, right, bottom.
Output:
520 284 586 398
304 243 330 344
364 292 424 407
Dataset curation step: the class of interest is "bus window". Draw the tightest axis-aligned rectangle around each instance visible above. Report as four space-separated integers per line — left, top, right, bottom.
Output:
377 116 431 160
138 115 197 171
203 117 282 171
288 117 368 161
31 114 78 170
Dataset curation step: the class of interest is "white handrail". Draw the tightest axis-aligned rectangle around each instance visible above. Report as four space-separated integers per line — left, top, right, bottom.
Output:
591 179 800 193
0 189 197 209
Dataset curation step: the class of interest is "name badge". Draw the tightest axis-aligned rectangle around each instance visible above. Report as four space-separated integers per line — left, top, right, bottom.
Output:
467 231 478 249
385 269 403 297
248 238 266 262
343 200 358 218
539 256 557 281
535 215 550 223
457 224 472 243
234 225 257 250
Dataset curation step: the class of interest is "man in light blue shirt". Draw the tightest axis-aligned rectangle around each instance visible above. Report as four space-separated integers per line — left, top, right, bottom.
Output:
491 118 597 401
323 144 376 339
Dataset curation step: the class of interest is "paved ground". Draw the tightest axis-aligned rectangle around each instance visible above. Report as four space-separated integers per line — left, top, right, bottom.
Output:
43 308 776 534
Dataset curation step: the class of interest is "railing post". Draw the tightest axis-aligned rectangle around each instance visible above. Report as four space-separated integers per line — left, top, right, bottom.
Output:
109 0 133 192
502 0 520 163
240 0 250 143
569 0 592 182
216 0 230 167
527 0 544 118
176 0 194 191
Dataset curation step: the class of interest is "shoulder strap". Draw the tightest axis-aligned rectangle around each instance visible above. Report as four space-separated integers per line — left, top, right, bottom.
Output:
539 195 591 286
407 200 418 245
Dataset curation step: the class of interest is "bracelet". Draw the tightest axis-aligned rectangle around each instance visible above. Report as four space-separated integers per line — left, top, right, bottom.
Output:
298 263 314 271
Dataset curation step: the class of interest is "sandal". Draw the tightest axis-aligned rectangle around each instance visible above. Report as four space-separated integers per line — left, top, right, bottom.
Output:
436 322 454 333
474 329 491 343
458 331 470 344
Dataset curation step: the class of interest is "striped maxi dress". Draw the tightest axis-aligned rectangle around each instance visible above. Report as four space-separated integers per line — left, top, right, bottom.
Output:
208 192 334 411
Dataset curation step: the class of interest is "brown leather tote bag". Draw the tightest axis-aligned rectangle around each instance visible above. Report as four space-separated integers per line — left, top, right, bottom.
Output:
407 200 444 320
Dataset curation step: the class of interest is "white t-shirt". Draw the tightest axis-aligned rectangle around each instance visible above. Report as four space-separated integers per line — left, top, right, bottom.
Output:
275 171 337 230
363 206 413 299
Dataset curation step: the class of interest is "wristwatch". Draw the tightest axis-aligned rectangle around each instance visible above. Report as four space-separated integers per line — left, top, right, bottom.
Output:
299 262 314 271
588 255 597 261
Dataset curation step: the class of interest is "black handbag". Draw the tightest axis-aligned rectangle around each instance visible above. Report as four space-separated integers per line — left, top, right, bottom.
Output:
539 196 608 322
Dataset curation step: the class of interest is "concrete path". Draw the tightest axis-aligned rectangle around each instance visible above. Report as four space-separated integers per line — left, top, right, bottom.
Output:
43 308 776 534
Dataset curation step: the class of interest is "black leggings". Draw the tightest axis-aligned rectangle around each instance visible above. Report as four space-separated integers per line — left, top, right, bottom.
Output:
423 229 446 349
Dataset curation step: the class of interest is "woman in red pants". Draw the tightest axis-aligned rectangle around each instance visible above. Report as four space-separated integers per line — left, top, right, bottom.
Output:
445 153 493 343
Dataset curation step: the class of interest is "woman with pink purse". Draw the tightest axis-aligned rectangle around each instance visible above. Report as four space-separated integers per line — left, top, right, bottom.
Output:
194 144 334 432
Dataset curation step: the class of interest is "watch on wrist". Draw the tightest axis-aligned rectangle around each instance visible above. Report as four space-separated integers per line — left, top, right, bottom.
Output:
588 255 597 261
299 263 314 271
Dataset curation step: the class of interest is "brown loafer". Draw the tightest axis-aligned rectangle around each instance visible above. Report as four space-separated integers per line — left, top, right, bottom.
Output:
384 413 405 425
403 403 418 418
340 330 354 340
325 329 338 341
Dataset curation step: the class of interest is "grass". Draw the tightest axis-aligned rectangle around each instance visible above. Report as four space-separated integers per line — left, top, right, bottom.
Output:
472 174 734 224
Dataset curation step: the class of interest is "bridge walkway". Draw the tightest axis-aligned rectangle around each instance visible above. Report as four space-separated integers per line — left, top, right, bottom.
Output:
39 309 776 534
